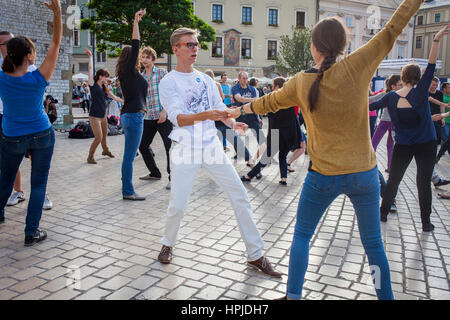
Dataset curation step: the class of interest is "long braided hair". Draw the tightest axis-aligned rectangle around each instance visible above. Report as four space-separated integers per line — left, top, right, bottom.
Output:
308 18 347 112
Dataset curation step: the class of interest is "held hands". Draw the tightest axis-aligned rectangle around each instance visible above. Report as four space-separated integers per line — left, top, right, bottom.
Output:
434 24 450 42
226 107 241 119
205 110 228 121
135 9 146 22
44 0 61 13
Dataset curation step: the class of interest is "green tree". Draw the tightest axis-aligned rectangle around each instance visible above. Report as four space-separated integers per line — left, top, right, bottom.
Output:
80 0 216 57
276 26 314 76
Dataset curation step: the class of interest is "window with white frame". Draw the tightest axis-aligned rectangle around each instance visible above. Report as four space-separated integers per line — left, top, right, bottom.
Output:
296 11 306 28
397 45 405 59
241 39 252 58
435 13 440 23
267 40 277 59
242 7 252 24
417 15 423 25
87 31 92 47
212 4 223 22
73 29 80 47
416 36 422 49
345 16 353 27
212 37 223 57
96 40 106 63
268 9 278 26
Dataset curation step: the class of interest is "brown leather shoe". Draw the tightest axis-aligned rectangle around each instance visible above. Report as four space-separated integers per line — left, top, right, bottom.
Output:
102 150 115 158
87 156 97 164
158 245 173 264
247 256 282 278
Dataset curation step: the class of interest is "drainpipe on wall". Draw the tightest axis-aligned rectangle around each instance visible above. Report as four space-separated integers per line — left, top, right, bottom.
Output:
316 0 320 23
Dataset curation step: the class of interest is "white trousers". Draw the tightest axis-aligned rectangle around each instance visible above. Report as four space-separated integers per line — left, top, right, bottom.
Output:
162 140 264 261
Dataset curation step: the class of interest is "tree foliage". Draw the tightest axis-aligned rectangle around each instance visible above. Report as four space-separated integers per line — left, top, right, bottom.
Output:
80 0 216 57
276 27 314 76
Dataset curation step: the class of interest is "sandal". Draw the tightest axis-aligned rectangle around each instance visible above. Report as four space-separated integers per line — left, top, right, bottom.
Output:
241 175 252 182
287 165 295 173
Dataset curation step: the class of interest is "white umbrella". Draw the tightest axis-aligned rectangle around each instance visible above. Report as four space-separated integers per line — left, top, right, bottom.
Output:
72 73 89 82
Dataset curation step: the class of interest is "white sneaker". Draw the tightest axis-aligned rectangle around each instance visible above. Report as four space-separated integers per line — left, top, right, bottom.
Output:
43 194 53 210
7 191 25 206
165 181 171 190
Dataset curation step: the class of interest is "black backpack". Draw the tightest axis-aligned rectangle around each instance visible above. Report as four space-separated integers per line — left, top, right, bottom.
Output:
68 121 94 139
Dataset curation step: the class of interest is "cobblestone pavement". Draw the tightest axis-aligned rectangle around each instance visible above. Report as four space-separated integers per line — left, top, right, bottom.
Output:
0 118 449 300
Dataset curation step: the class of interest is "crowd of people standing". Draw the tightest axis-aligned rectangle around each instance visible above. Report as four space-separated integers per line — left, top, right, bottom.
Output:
1 0 450 301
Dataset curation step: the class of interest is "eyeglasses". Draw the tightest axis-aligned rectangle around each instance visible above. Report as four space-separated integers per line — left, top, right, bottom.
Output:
177 42 201 50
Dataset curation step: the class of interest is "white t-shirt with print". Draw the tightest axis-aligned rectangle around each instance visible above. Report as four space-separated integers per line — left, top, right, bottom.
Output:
159 69 227 148
0 55 37 114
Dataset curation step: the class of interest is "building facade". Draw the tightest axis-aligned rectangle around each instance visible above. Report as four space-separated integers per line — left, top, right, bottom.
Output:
71 0 117 77
413 0 450 79
319 0 415 71
1 0 73 125
156 0 318 79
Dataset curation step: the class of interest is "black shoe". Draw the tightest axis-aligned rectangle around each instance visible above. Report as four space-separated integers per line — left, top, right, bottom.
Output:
380 212 388 222
256 173 263 180
279 180 287 186
434 179 450 187
233 155 238 160
0 216 4 224
422 223 435 232
24 229 47 247
389 202 397 213
241 175 251 182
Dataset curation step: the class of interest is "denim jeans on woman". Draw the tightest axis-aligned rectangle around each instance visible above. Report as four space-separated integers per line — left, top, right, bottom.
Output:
120 112 144 196
0 128 55 236
287 166 393 300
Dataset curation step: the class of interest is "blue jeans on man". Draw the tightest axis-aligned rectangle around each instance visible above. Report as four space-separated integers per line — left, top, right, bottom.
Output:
286 166 393 300
120 112 144 196
0 128 55 235
216 123 251 161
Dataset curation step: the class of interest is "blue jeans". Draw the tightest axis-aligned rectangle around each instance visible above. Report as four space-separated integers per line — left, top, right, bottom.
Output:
120 112 144 196
237 114 266 145
287 167 393 300
0 128 55 235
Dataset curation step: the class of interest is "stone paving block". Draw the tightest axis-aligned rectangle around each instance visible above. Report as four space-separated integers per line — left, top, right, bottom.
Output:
44 288 81 300
14 289 50 300
429 288 450 300
94 266 124 279
157 275 186 289
137 286 170 300
195 285 227 300
324 285 358 300
128 275 160 291
105 287 140 300
406 279 427 294
0 289 19 300
11 267 45 281
76 276 104 291
9 276 47 294
318 276 351 289
99 275 133 291
166 286 199 300
36 257 67 270
318 265 340 277
75 288 111 300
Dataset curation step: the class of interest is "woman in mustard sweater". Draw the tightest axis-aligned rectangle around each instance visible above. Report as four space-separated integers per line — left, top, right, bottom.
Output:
228 0 425 301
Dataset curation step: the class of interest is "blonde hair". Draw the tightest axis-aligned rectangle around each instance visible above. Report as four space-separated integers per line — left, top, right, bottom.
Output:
170 27 198 47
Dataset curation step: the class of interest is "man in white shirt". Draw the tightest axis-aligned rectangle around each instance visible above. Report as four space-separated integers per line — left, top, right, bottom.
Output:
158 27 281 278
0 31 52 210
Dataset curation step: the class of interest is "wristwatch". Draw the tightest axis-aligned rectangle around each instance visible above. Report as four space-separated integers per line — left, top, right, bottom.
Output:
240 106 246 116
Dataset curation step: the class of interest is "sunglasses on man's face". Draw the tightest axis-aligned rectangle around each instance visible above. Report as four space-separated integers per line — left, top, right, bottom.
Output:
178 42 201 50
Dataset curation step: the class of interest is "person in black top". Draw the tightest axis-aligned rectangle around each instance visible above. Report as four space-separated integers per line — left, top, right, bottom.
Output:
241 77 305 185
85 49 123 164
115 9 149 201
44 95 58 124
429 77 447 145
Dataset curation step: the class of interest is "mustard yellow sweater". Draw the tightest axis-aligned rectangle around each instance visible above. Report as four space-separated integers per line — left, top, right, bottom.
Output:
252 0 423 175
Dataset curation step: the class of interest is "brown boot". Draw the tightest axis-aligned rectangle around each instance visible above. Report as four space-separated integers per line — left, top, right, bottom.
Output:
102 150 115 158
158 245 173 264
87 155 97 164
